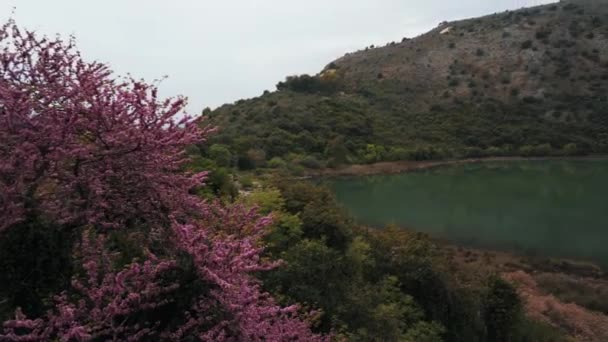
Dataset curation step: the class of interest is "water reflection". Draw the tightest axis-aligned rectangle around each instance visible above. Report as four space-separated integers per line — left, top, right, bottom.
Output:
328 160 608 266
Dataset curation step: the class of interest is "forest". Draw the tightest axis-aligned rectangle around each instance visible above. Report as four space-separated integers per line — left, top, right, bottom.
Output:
208 0 608 171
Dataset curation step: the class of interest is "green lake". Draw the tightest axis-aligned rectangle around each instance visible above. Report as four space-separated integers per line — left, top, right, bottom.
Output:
327 160 608 266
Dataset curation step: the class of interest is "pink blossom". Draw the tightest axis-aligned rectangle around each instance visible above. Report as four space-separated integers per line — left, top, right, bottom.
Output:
0 21 326 341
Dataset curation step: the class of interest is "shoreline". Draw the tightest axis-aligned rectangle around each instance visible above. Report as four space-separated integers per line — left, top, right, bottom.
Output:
307 155 607 178
363 225 607 276
442 240 607 278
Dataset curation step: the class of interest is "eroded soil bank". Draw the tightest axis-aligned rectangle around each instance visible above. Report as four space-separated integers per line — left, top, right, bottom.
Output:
447 242 608 342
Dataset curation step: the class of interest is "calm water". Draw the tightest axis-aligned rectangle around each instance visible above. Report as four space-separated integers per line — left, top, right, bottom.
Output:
327 160 608 266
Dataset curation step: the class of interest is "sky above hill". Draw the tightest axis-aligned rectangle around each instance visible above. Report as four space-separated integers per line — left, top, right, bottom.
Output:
3 0 555 113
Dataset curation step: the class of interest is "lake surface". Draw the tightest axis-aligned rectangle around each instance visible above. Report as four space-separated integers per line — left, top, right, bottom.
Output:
327 160 608 266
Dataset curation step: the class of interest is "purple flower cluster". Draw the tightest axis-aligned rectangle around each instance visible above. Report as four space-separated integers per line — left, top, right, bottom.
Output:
0 21 327 341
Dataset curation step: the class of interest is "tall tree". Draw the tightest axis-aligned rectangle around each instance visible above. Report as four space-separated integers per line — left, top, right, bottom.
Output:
0 21 325 341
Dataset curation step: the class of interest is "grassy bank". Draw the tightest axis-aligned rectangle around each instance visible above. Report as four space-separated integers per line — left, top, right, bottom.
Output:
307 155 608 177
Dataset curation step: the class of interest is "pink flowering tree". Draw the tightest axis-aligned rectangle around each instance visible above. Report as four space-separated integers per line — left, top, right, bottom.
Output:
0 21 326 341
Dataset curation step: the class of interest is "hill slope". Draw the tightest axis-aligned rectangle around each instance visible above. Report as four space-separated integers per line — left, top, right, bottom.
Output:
208 0 608 170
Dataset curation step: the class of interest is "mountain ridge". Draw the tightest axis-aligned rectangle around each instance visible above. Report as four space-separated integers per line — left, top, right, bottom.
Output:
207 0 608 170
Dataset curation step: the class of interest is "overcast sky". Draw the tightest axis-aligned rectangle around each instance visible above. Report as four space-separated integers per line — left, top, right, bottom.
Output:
3 0 555 113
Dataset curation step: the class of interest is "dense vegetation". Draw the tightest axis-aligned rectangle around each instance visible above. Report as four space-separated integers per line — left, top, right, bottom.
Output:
239 180 567 341
0 22 324 341
208 0 608 171
169 141 583 341
0 22 570 339
2 1 607 341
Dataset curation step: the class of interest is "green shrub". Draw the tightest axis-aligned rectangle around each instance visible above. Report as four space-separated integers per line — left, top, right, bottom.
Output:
299 156 323 169
239 188 284 215
208 144 233 167
513 319 569 342
276 74 339 94
463 146 485 158
207 167 238 198
483 276 523 342
408 146 443 161
246 148 267 168
261 239 351 331
403 321 446 342
268 157 287 169
286 163 305 176
485 146 504 156
239 175 254 190
360 144 387 163
385 147 409 161
562 143 580 156
520 144 552 157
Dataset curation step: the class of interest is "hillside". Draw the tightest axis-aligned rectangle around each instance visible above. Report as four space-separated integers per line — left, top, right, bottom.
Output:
207 0 608 170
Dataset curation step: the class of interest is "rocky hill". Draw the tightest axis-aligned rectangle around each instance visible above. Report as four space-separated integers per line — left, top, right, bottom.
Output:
207 0 608 170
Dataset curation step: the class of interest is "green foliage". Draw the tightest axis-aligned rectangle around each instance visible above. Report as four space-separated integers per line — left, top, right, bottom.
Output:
513 319 569 342
208 84 600 172
205 0 607 173
186 154 237 200
264 212 304 255
239 188 284 215
246 148 267 168
208 144 233 167
343 277 428 341
485 146 505 156
482 276 523 342
198 1 608 334
409 146 447 161
268 157 287 169
368 227 471 338
299 156 323 169
276 74 340 94
256 183 449 338
207 167 238 199
325 137 350 166
238 175 254 190
403 321 446 342
345 236 375 275
463 146 485 158
562 143 581 156
519 143 553 157
262 239 352 331
359 144 387 163
248 181 567 341
299 195 352 250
